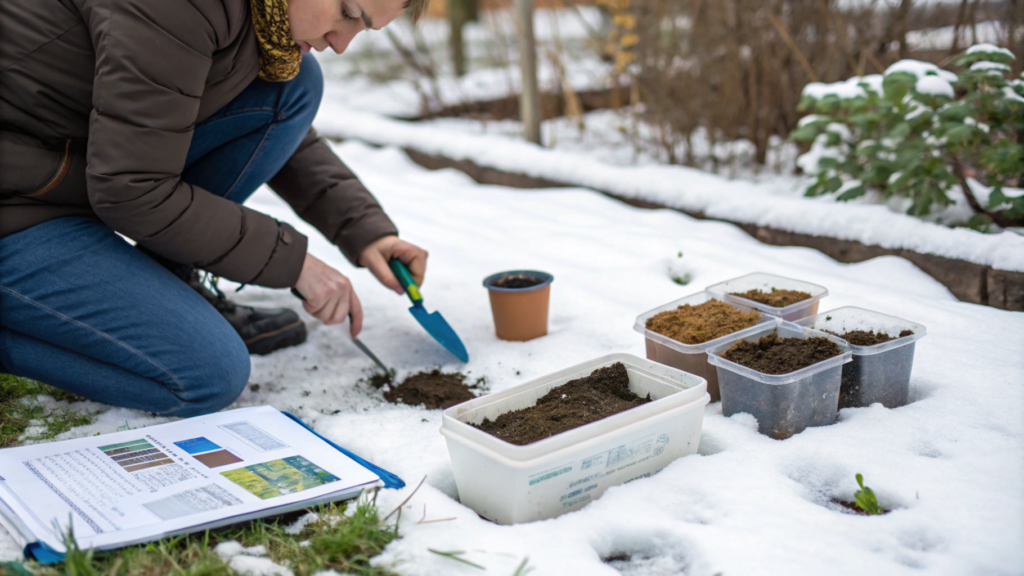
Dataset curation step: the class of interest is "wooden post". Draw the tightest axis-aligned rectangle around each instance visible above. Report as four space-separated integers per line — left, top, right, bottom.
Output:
515 0 542 145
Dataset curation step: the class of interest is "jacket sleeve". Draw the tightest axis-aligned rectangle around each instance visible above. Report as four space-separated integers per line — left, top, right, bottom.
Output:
269 128 398 265
82 0 306 288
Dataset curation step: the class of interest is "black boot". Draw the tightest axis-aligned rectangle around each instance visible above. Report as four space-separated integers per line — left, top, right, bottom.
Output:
140 248 307 355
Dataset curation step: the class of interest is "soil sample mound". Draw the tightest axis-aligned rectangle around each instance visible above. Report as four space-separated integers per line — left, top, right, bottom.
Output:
384 370 476 409
731 288 811 308
646 299 761 344
473 363 650 446
723 333 842 375
834 329 914 346
491 273 544 289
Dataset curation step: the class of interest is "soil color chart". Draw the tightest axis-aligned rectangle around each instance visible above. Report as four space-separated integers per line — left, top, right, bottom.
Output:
99 439 173 473
221 456 338 499
173 437 243 469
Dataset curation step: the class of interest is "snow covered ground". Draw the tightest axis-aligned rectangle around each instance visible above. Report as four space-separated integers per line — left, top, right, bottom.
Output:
3 139 1022 575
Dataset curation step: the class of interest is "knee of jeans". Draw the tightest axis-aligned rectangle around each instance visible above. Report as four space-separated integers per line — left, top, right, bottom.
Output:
177 338 251 416
280 53 324 122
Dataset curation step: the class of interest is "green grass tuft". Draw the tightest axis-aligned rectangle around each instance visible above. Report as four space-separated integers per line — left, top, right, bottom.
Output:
25 500 398 576
0 374 93 448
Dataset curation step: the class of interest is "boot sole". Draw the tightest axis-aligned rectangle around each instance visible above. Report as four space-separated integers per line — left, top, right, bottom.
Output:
244 320 308 356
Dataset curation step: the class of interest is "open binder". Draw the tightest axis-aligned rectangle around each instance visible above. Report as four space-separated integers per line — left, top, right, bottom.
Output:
0 406 404 563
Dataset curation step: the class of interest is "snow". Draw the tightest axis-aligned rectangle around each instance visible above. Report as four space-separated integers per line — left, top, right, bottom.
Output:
970 61 1011 72
313 103 1024 272
914 75 954 98
216 542 293 576
2 138 1022 574
905 21 1006 52
802 76 881 100
965 43 1016 59
884 60 958 83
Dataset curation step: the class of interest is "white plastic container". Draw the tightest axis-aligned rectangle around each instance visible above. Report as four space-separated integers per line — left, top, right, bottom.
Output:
440 353 709 525
634 291 779 402
707 322 853 439
795 307 926 409
706 272 828 321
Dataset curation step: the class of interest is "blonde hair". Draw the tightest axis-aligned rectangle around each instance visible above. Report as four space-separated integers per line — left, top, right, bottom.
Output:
403 0 430 23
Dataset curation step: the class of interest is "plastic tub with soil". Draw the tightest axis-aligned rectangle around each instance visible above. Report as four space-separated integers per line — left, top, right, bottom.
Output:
706 272 828 321
707 322 852 440
795 307 926 409
440 353 709 524
633 291 779 402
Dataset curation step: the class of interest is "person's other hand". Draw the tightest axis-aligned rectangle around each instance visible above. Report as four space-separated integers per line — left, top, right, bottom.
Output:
293 253 363 336
358 235 429 295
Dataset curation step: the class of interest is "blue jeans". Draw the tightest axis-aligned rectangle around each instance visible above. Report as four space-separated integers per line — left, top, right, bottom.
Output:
0 54 324 417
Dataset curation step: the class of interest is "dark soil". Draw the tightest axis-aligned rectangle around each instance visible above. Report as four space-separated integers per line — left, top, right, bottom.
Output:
472 362 650 445
367 372 393 389
731 288 812 307
831 498 890 516
384 370 476 409
645 299 761 344
833 329 914 346
722 333 843 375
490 273 544 289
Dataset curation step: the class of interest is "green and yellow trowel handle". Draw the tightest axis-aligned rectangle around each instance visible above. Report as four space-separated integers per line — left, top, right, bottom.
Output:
388 258 423 305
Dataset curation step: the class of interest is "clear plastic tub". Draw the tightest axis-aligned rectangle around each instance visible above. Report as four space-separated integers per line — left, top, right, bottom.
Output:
707 322 852 440
706 272 829 321
633 291 779 402
440 353 710 525
795 307 926 409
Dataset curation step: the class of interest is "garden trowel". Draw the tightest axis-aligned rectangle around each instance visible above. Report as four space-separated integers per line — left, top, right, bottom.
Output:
389 258 469 362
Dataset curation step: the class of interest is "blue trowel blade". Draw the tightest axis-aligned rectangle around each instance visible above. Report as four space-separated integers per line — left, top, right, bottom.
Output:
408 305 469 362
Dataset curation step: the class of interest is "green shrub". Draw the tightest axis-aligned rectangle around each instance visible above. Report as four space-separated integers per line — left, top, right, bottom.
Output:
791 44 1024 230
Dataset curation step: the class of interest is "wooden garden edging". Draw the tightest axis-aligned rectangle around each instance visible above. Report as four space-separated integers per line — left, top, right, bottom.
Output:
403 148 1024 311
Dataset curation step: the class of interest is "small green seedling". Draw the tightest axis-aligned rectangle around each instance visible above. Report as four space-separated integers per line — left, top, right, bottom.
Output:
671 273 692 286
854 473 885 515
826 315 832 321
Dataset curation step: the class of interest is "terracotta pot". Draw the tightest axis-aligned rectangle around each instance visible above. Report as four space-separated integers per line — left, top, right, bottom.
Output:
483 271 554 341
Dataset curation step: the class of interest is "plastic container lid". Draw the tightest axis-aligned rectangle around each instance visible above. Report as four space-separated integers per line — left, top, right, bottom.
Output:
706 272 828 317
706 321 852 385
793 306 926 356
633 291 780 353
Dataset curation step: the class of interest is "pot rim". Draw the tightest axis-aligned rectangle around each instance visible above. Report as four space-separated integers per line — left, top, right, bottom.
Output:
483 270 554 293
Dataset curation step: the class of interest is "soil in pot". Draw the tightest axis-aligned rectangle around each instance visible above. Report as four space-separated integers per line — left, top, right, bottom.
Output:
645 299 761 345
730 288 811 308
491 273 544 289
830 329 914 346
472 362 651 445
384 370 478 409
722 333 842 374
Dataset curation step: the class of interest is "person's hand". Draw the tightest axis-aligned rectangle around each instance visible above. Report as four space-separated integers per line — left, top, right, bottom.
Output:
293 253 363 336
358 235 429 295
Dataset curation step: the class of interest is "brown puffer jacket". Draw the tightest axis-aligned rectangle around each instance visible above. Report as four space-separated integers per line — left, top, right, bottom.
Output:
0 0 397 288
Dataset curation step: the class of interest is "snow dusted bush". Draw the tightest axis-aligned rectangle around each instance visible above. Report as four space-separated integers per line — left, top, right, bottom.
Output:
791 44 1024 229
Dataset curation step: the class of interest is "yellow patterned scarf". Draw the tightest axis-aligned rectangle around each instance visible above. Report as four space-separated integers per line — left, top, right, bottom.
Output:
249 0 302 82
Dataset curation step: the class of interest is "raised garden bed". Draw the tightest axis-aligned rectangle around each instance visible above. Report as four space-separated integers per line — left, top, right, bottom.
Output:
440 353 708 524
397 149 1024 312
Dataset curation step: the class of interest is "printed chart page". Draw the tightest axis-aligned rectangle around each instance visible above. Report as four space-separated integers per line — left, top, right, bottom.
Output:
0 406 380 552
